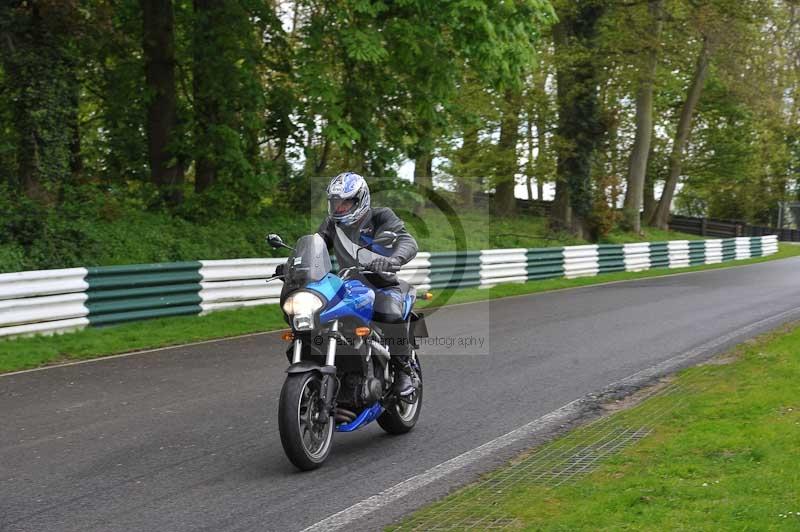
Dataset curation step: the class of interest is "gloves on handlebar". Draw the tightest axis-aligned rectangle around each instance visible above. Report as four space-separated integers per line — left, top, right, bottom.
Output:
274 263 285 277
367 256 401 273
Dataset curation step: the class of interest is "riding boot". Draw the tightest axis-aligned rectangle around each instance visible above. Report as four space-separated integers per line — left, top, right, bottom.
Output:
383 321 418 397
391 354 419 397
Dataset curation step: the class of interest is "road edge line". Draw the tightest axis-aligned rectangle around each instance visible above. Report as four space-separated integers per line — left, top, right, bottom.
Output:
0 329 285 378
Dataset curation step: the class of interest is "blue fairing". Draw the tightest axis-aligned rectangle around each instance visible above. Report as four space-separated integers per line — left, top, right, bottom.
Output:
307 274 375 325
305 273 344 303
336 402 384 432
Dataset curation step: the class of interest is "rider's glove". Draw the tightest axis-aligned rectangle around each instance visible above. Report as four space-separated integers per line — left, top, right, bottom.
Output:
367 256 401 273
274 263 285 276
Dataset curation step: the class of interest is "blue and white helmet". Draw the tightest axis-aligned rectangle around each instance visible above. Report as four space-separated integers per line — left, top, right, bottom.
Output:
327 172 371 225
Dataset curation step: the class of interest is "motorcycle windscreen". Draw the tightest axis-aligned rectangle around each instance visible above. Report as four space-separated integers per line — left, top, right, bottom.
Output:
286 234 332 285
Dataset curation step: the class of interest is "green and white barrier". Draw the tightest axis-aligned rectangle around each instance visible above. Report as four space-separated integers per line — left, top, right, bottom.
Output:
199 259 284 313
0 268 90 336
0 235 779 338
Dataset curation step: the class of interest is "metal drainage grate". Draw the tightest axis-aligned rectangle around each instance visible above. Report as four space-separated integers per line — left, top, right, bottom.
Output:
392 381 693 531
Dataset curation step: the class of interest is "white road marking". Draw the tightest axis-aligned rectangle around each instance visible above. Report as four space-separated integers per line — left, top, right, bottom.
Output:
301 399 585 532
0 329 285 378
301 304 800 532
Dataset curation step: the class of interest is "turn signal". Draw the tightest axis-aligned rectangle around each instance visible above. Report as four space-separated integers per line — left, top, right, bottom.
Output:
355 327 371 337
281 331 294 341
423 292 433 300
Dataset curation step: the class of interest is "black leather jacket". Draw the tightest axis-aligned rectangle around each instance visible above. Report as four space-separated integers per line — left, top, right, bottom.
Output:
317 207 418 271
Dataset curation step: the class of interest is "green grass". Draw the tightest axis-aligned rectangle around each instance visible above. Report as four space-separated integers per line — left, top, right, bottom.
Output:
1 244 797 374
392 322 800 531
408 210 703 250
602 226 705 244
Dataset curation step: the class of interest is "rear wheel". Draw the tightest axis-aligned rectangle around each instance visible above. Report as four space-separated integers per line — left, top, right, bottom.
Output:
278 372 334 470
378 355 422 434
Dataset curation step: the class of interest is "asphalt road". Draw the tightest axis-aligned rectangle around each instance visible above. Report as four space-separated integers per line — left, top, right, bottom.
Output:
3 258 800 532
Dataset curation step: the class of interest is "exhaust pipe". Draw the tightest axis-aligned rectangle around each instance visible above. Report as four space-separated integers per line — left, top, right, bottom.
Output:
335 407 357 422
368 340 391 363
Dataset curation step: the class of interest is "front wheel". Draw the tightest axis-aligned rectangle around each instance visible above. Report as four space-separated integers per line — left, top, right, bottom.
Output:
378 356 423 434
278 372 334 471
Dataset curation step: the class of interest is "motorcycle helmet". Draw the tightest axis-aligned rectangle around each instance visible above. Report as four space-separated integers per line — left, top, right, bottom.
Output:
326 172 371 226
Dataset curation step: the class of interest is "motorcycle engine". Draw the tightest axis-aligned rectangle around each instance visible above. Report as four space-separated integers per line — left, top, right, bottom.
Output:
339 373 382 409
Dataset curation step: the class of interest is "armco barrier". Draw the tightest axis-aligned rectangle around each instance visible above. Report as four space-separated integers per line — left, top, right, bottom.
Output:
480 249 528 287
0 235 779 338
526 248 564 280
0 268 89 337
85 262 203 326
622 243 650 272
199 258 284 313
564 245 599 279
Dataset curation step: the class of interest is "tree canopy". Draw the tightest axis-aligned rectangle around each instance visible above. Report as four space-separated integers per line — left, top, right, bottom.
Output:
1 0 798 271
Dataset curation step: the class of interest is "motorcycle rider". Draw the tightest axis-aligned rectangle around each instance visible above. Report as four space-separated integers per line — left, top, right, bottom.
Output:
317 172 419 398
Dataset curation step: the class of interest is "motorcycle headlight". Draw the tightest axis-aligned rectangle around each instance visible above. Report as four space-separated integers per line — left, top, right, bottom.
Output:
282 290 324 316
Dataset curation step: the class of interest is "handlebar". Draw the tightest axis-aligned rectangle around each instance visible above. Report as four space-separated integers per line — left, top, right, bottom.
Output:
339 264 400 277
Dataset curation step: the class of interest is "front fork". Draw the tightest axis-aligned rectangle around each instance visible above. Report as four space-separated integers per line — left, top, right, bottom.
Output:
291 320 339 364
290 320 339 416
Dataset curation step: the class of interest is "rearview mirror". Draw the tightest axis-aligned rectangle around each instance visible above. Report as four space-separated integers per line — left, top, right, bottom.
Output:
266 233 286 249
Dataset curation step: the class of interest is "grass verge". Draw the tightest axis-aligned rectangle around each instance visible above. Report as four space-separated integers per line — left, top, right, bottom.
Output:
1 244 798 374
391 322 800 531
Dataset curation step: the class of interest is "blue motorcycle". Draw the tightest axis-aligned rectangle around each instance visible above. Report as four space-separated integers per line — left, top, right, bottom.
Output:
266 232 427 470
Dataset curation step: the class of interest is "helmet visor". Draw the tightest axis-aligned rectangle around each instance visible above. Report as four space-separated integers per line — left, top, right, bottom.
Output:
330 197 356 216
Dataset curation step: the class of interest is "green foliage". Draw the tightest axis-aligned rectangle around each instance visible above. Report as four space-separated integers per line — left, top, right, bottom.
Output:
675 70 795 225
0 181 587 272
0 0 798 263
79 0 150 184
0 1 82 198
190 0 279 214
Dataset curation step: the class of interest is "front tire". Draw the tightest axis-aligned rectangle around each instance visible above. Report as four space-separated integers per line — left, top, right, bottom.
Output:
378 356 422 434
278 372 334 471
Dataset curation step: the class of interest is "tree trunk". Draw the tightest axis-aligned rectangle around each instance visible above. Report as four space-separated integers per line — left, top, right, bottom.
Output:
495 89 520 216
456 126 478 208
413 152 433 214
550 21 571 230
649 36 711 229
530 39 551 203
535 101 548 201
141 0 183 206
643 170 657 221
552 179 572 229
67 80 83 181
525 111 535 200
414 153 433 190
314 137 331 175
192 0 217 193
550 3 606 239
623 0 662 233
